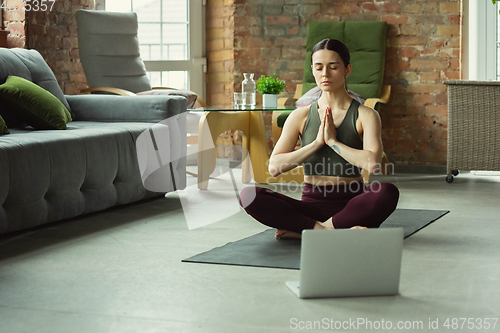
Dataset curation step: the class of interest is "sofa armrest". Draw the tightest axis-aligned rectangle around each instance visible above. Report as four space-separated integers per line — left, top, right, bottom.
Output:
65 94 187 123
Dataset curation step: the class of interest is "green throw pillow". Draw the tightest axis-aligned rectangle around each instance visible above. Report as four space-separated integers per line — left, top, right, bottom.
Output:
0 76 72 130
0 115 9 135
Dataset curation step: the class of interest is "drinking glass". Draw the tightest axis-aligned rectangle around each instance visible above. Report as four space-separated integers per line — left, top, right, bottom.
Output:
234 92 247 110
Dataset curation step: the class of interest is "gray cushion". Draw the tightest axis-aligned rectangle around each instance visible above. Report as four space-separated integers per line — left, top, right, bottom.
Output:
76 10 152 93
0 48 72 117
65 94 187 123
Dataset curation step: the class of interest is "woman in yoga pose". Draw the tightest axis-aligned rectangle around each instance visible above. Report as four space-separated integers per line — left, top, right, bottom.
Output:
239 39 399 239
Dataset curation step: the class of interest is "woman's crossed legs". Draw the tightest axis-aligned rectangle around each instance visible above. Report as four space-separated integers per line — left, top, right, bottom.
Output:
239 182 399 238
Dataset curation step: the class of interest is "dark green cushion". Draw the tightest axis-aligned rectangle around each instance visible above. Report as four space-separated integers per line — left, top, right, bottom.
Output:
0 114 9 135
0 76 72 130
302 21 387 99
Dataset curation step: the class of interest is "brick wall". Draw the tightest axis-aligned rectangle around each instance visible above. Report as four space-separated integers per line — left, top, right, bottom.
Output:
212 0 462 166
27 0 94 94
206 0 236 107
3 1 26 48
1 1 93 94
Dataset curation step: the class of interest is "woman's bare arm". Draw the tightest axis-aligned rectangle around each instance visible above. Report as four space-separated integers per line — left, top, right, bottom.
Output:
268 107 324 177
324 105 383 174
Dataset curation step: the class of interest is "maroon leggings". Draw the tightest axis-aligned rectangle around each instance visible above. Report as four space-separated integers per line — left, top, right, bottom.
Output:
239 182 399 233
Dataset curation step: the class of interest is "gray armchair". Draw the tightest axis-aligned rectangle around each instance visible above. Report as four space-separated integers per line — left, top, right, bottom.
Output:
75 9 206 108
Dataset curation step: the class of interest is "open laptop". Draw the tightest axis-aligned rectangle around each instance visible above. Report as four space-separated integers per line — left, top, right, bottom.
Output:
286 228 404 299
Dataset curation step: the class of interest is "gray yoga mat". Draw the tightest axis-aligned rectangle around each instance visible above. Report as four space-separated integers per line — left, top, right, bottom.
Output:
182 209 449 270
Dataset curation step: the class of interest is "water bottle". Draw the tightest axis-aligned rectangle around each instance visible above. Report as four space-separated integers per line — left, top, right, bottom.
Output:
242 73 256 109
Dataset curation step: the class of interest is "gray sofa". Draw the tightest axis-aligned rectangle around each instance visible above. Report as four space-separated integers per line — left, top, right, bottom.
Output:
0 48 187 235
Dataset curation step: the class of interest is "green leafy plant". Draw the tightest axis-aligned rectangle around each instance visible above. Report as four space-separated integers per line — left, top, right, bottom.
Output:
256 73 286 95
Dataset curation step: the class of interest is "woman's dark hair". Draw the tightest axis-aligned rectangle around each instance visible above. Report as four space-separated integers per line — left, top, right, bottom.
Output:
311 39 350 67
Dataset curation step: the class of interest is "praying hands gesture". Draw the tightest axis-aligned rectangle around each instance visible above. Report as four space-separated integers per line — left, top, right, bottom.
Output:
315 106 341 153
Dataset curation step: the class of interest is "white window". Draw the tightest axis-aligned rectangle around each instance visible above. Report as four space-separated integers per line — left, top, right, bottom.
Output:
497 2 500 80
94 0 206 99
463 0 497 80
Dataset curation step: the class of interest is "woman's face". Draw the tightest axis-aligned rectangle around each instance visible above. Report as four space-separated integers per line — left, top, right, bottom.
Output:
311 49 351 92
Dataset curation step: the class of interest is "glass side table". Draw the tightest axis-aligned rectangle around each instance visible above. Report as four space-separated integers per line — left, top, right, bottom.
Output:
187 106 304 189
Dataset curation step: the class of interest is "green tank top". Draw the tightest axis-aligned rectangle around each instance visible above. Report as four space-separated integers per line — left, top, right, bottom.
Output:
301 100 364 177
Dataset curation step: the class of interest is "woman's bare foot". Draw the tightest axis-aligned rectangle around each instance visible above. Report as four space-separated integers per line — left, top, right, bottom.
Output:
275 229 302 239
319 217 335 229
276 221 326 239
275 223 366 239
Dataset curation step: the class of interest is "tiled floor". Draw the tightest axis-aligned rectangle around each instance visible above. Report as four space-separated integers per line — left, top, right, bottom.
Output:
0 170 499 333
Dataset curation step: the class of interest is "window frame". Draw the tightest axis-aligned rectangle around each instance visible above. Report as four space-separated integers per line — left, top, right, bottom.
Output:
93 0 206 99
463 0 497 80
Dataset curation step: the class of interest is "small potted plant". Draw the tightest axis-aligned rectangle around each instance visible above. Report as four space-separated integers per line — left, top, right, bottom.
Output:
256 73 286 108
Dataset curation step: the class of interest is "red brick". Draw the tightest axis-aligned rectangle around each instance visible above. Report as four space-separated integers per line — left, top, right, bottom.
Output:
417 141 432 151
430 38 445 48
413 94 434 105
421 48 438 56
328 4 359 15
70 48 79 60
410 59 446 70
287 26 300 35
386 59 410 71
435 94 448 105
398 140 417 150
420 72 440 82
361 2 380 12
235 48 261 59
282 48 302 58
448 14 461 25
417 117 436 128
243 37 274 48
386 47 398 58
285 81 296 94
401 24 420 36
408 84 447 94
411 128 433 140
392 105 423 116
435 142 447 152
3 8 25 21
224 60 234 72
399 47 418 58
380 15 409 25
383 139 397 150
449 59 460 70
6 36 25 48
382 2 402 13
267 15 299 25
425 105 448 118
389 117 417 128
385 129 405 140
390 36 426 47
276 37 306 47
7 22 24 35
443 70 461 80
